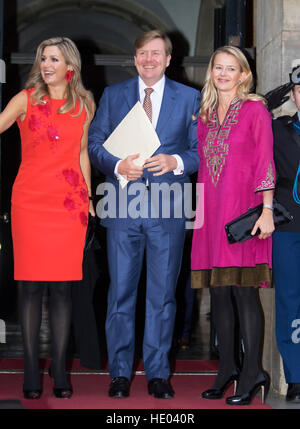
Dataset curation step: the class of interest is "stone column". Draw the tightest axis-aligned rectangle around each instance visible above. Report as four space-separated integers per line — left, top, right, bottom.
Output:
192 0 225 86
259 289 286 395
256 0 300 115
256 0 300 395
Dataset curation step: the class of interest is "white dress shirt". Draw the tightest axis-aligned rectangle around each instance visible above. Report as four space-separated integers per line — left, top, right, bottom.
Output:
115 75 184 178
138 75 164 130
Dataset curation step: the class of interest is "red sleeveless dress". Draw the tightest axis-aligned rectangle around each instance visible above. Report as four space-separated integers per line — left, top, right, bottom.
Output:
11 89 89 281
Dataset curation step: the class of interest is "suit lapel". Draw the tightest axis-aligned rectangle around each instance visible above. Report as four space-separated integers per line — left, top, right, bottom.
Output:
156 77 177 136
122 77 139 111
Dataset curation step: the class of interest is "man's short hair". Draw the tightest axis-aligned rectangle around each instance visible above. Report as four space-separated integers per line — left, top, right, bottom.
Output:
134 30 172 56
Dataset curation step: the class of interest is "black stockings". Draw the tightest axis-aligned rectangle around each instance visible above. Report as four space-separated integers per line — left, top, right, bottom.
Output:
210 286 264 394
19 281 72 390
19 282 43 390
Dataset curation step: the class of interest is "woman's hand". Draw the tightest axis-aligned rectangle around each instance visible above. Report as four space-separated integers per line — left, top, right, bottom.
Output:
251 208 275 239
89 200 96 217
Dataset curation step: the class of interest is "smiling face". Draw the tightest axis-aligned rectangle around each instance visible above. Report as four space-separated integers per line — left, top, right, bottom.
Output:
40 45 71 87
134 37 171 87
211 52 246 97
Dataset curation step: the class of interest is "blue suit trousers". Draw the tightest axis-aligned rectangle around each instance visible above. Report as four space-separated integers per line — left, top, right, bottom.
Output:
105 218 185 381
273 231 300 382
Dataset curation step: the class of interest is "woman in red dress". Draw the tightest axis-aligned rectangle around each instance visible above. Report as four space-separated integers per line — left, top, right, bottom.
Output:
0 37 95 399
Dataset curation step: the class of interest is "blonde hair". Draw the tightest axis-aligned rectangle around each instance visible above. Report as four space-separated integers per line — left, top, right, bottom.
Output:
25 37 95 120
134 30 172 56
200 45 265 123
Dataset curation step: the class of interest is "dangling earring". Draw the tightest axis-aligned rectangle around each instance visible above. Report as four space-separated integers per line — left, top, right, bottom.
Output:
65 70 74 83
238 79 242 85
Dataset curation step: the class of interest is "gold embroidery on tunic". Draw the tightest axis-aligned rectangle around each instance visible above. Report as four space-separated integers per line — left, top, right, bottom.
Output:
203 99 243 186
255 162 275 192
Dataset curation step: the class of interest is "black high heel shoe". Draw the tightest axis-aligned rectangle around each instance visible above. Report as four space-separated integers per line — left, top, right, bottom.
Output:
226 371 270 406
202 371 239 400
48 366 73 399
23 389 42 400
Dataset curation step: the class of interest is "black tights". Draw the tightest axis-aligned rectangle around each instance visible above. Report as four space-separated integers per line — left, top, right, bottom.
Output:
19 281 72 390
210 286 264 394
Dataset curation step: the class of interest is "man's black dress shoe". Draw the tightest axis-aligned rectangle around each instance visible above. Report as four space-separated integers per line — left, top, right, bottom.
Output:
148 378 174 399
109 377 130 398
286 383 300 402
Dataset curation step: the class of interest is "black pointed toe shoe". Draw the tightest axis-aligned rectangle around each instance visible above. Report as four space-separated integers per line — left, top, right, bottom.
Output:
202 372 239 400
52 387 73 399
48 367 73 399
226 371 270 406
23 389 42 400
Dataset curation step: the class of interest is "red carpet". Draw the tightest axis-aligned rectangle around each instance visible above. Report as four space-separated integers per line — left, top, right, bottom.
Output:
0 359 272 410
0 358 218 373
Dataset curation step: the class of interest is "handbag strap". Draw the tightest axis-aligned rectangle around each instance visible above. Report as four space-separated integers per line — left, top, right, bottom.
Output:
293 162 300 205
293 121 300 136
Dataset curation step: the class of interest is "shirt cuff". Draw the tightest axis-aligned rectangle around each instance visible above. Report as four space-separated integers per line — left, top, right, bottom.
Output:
172 154 184 175
114 159 126 181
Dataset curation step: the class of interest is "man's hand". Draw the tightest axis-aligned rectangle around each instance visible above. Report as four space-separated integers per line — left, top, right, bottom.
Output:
118 154 144 181
143 154 178 176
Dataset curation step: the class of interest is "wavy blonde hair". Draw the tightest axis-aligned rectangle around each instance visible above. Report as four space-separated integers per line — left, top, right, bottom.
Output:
200 45 266 123
25 37 95 120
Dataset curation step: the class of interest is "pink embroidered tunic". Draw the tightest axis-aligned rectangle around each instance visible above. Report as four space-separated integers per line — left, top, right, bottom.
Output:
191 99 275 287
11 89 88 281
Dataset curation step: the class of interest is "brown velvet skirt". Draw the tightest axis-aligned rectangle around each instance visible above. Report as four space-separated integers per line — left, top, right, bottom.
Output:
191 264 273 288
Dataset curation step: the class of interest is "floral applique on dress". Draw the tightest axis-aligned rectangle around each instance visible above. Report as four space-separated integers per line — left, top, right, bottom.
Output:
27 99 61 152
28 114 42 132
58 168 89 226
38 102 52 117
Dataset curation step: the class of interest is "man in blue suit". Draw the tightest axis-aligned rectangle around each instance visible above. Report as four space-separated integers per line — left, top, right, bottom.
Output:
88 30 201 399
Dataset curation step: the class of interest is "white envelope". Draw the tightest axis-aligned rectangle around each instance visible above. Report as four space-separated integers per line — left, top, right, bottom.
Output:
103 101 161 188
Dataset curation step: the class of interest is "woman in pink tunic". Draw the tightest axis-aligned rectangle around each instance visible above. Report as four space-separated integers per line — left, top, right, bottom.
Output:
191 46 275 406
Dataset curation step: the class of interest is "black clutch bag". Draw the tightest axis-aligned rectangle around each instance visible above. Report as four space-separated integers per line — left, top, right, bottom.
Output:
225 200 293 244
84 214 101 255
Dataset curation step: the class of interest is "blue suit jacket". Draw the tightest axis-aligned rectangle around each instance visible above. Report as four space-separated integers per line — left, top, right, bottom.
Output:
88 76 201 230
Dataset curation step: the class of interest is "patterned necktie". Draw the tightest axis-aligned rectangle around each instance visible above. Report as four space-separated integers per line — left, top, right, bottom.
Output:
143 88 154 122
